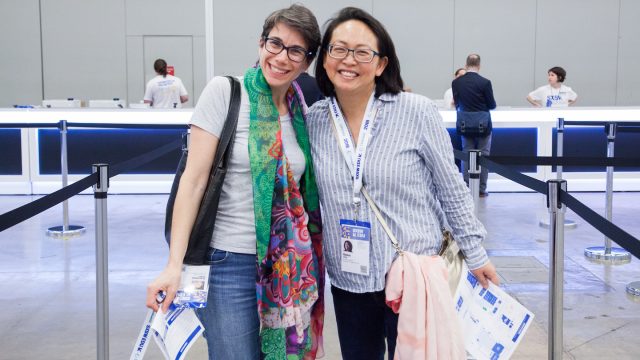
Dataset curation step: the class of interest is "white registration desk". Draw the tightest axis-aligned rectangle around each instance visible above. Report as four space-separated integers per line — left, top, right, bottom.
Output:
1 107 639 194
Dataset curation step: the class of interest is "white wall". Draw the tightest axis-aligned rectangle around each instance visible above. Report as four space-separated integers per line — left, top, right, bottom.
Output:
126 0 206 107
40 0 128 102
0 0 43 107
1 0 639 108
0 0 205 108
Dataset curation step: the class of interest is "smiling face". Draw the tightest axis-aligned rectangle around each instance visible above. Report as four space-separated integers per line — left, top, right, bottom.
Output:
323 20 387 98
259 22 310 94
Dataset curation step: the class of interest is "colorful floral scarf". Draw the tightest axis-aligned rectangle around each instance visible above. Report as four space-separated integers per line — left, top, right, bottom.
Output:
244 67 324 359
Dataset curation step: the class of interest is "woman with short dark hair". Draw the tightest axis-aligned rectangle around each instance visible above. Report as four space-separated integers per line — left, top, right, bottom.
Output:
146 5 324 359
527 66 578 107
308 7 498 359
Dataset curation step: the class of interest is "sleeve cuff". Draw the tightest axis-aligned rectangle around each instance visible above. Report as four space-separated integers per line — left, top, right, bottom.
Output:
462 246 490 271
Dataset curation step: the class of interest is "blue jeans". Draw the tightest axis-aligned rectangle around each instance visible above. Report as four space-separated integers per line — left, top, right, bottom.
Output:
331 285 399 360
196 248 260 360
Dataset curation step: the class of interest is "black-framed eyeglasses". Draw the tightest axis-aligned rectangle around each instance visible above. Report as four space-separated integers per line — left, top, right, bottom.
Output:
327 44 380 63
263 36 312 63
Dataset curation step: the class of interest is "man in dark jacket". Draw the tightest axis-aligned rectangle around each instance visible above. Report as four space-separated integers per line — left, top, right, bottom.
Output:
452 54 496 197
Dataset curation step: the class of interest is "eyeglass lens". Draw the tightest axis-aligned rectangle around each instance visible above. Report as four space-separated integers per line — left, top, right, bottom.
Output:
264 38 307 62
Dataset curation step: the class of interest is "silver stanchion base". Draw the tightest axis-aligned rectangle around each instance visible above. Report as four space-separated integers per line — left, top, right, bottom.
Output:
584 246 631 263
46 225 86 239
539 218 578 229
627 282 640 297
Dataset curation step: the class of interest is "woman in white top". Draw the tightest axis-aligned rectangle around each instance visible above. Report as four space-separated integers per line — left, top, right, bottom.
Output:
527 66 577 107
443 67 466 109
145 5 325 359
143 58 189 108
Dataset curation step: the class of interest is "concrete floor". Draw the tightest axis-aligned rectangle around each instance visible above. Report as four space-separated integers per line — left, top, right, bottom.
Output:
0 192 639 360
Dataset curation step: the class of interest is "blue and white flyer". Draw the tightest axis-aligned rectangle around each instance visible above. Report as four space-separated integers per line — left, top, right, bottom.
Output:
151 303 204 360
174 265 209 308
453 264 534 360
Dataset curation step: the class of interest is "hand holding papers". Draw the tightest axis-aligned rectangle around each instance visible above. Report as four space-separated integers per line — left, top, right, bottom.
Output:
132 265 209 360
454 263 534 360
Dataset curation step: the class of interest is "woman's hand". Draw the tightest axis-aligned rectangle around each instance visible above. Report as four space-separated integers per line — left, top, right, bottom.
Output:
470 261 500 288
146 263 182 312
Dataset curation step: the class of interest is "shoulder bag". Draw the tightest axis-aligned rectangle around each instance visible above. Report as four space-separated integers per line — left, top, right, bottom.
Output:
455 111 492 137
361 188 465 295
164 76 241 265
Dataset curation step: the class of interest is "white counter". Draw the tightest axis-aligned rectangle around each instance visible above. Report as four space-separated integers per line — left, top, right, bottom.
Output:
1 107 639 194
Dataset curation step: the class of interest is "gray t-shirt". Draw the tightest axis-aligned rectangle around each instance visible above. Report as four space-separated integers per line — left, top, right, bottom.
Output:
190 76 306 254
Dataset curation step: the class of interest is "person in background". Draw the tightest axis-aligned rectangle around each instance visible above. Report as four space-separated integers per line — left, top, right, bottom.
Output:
144 58 189 108
146 5 324 359
452 54 496 197
443 67 467 109
295 71 324 106
527 66 577 107
307 7 498 359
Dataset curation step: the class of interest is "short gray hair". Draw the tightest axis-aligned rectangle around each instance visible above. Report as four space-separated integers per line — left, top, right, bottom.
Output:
261 4 321 62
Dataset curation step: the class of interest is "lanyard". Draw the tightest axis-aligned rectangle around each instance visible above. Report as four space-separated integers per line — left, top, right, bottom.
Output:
329 92 379 210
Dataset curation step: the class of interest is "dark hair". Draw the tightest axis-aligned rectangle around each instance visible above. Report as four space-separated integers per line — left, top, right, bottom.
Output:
466 54 481 68
315 7 404 97
154 59 168 77
261 4 321 63
454 68 466 77
548 66 566 82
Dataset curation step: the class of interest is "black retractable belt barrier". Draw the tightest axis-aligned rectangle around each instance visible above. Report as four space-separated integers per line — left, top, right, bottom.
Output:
485 156 640 167
618 126 640 133
477 156 548 195
470 154 640 261
453 149 468 163
0 173 99 232
0 137 182 233
563 121 640 127
561 191 640 260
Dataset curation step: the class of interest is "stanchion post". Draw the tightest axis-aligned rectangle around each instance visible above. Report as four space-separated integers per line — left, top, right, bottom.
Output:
47 120 86 238
556 118 564 180
605 123 616 252
93 164 110 360
547 179 566 360
540 118 577 229
182 131 190 152
61 120 69 230
628 281 640 299
468 150 481 214
584 123 631 263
